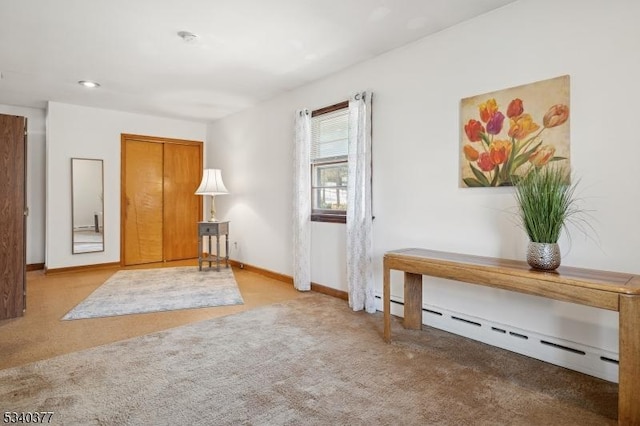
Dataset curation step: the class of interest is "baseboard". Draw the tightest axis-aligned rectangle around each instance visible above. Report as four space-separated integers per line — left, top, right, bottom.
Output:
375 295 619 383
228 259 348 300
310 282 349 300
228 259 293 284
26 263 45 271
45 262 121 275
45 255 349 300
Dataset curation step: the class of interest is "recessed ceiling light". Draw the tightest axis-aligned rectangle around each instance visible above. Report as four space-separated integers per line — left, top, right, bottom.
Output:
78 80 100 88
177 30 198 42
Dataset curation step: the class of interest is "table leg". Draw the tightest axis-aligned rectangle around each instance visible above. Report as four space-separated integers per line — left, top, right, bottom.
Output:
216 234 221 271
619 294 640 425
383 261 391 342
198 234 202 271
404 272 423 330
225 233 229 268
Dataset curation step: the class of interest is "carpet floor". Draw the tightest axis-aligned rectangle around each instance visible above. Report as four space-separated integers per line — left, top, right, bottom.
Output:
62 266 243 320
2 293 617 425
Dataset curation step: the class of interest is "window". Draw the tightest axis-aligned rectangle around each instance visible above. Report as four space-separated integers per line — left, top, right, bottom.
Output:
311 101 349 223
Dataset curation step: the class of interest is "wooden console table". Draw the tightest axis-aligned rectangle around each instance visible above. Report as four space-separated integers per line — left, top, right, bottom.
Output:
383 248 640 425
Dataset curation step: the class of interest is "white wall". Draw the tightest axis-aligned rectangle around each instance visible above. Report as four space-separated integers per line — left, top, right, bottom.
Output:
207 0 640 363
0 104 46 265
46 102 207 269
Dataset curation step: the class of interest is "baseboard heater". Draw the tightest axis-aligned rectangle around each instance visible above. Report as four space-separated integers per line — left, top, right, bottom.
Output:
375 295 619 383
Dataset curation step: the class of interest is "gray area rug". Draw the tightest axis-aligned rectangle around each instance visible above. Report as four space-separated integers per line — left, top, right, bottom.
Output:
63 266 243 320
3 293 617 425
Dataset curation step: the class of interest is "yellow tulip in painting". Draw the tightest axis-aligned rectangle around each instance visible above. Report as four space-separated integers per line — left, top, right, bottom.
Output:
460 75 570 187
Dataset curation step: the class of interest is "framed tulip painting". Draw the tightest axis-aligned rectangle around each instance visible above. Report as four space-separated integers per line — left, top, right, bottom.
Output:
459 75 570 187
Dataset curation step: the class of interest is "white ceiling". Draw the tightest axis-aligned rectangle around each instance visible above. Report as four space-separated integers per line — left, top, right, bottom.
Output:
0 0 517 122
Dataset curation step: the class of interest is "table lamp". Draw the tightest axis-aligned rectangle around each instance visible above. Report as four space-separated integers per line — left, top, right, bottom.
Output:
195 169 228 222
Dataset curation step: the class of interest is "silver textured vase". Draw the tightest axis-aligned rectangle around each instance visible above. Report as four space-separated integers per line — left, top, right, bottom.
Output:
526 242 561 270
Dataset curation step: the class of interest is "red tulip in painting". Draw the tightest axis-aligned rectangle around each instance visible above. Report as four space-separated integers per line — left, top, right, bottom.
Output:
460 75 570 187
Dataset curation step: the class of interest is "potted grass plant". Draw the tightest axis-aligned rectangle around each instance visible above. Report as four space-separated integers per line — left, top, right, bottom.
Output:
514 165 583 270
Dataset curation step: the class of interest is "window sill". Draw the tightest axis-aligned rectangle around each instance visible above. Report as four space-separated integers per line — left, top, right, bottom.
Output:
311 213 346 224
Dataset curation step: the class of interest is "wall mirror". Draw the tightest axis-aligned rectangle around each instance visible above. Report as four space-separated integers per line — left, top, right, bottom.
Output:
71 158 104 254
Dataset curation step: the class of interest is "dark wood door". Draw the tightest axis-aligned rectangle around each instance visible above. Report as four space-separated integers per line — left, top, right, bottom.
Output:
0 114 26 319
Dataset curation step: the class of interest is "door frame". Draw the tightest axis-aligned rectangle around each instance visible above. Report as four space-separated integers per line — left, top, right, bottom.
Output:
120 133 203 266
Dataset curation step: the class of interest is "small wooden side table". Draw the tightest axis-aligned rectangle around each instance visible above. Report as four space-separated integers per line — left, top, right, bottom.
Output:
198 221 229 271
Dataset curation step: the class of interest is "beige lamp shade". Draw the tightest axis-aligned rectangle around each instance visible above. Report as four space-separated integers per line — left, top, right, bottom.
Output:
195 169 228 221
195 168 228 195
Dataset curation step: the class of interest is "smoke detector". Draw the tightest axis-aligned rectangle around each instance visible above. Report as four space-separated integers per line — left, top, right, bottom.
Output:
177 31 198 42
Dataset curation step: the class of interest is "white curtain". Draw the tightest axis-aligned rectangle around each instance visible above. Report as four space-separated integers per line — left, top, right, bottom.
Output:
347 91 375 313
293 109 311 291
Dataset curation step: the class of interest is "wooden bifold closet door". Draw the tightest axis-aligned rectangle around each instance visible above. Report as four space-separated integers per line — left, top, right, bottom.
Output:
121 134 202 266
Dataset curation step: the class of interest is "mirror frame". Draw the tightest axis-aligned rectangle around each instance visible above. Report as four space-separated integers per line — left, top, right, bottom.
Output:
71 157 105 254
